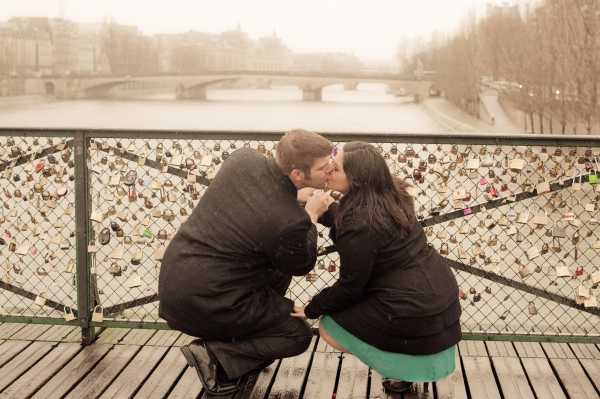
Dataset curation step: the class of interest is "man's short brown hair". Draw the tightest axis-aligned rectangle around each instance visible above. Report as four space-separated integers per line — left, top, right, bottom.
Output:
276 129 332 176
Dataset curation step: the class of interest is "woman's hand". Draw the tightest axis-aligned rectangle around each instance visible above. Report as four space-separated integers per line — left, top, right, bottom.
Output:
305 190 335 223
290 305 306 318
297 187 316 205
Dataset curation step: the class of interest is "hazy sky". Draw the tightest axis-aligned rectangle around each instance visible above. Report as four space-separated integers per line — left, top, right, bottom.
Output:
1 0 492 62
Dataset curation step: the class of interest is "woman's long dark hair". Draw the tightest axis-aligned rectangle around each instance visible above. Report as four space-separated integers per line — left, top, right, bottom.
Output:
335 142 416 237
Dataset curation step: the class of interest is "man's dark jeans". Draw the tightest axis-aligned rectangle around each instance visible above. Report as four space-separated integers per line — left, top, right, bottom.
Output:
204 271 313 379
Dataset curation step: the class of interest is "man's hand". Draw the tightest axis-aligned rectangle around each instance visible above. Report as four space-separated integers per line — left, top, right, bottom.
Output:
290 305 306 318
305 190 334 223
297 187 316 205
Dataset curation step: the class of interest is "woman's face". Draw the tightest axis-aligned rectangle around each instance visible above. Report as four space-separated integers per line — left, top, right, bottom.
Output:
327 148 350 194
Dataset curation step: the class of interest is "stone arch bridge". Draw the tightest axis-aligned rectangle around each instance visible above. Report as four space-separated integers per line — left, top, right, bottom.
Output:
45 71 435 102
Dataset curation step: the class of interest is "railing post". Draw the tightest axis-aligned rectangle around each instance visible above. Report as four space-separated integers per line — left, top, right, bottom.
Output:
74 131 95 345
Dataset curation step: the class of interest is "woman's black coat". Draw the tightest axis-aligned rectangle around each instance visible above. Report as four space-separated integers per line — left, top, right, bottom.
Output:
305 205 461 355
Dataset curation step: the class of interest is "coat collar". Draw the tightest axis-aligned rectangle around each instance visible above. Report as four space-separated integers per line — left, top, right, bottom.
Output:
267 158 297 196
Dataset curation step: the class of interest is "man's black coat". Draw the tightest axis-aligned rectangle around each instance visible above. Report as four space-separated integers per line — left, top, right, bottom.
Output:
158 148 317 339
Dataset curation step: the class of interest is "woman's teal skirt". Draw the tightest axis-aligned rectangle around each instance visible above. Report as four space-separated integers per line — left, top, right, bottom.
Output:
321 315 456 382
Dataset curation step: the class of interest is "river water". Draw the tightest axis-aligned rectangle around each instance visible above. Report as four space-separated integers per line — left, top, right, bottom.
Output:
0 84 444 133
0 83 595 337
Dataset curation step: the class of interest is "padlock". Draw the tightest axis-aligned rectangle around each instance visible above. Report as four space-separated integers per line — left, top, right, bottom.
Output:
518 264 531 278
92 305 104 322
528 302 538 315
99 228 111 245
64 306 76 322
35 295 46 307
328 260 337 272
131 251 143 266
109 262 122 276
439 243 449 255
126 271 142 288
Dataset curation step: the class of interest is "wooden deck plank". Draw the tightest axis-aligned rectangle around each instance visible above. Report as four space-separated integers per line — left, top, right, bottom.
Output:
458 340 488 357
118 328 156 346
0 342 56 392
459 342 501 399
336 355 369 399
485 341 517 357
368 370 384 399
489 356 535 399
0 323 27 339
31 343 112 399
9 324 52 340
63 326 101 343
173 333 196 347
37 325 78 342
519 357 566 399
570 343 600 391
577 358 600 392
541 343 576 359
65 344 141 398
248 361 280 399
167 366 203 399
513 342 545 358
439 350 469 399
99 346 170 399
569 343 600 360
267 351 312 399
95 328 131 344
133 347 187 398
302 352 340 399
315 337 340 353
315 337 328 353
146 329 181 346
0 343 81 399
0 340 31 367
547 358 598 399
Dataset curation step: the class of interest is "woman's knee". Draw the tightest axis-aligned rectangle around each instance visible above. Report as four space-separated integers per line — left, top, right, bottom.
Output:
319 324 346 352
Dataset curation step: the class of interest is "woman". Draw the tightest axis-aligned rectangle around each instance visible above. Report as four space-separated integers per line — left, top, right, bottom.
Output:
293 142 461 393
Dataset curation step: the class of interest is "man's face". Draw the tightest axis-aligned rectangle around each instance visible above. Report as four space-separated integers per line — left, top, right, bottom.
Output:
300 155 335 189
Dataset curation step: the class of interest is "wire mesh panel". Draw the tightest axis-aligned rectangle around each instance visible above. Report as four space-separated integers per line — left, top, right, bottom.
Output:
0 135 78 321
83 132 599 340
1 129 597 341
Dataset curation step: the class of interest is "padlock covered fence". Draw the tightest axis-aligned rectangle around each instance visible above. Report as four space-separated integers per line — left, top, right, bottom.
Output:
0 128 599 345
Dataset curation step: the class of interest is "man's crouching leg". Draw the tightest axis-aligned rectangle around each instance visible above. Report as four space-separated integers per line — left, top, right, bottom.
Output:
205 316 312 382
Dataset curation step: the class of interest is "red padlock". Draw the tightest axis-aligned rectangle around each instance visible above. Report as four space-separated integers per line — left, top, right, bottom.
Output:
328 260 337 273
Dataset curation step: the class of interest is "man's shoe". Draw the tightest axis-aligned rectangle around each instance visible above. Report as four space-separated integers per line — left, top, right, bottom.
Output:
203 374 251 399
231 369 260 398
382 378 414 394
181 339 241 396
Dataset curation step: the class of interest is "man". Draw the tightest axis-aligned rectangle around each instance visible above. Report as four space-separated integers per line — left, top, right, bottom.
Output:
158 129 334 397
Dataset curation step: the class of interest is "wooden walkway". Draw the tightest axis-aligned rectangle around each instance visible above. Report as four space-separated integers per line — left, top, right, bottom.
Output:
0 323 598 398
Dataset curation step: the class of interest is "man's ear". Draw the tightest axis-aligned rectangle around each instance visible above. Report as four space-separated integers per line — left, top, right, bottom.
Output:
288 169 305 187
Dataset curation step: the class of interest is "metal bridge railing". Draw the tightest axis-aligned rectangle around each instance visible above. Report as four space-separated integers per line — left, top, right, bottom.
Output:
0 128 599 345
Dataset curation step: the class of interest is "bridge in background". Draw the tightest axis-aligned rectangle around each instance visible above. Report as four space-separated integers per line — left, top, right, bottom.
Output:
42 71 436 102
